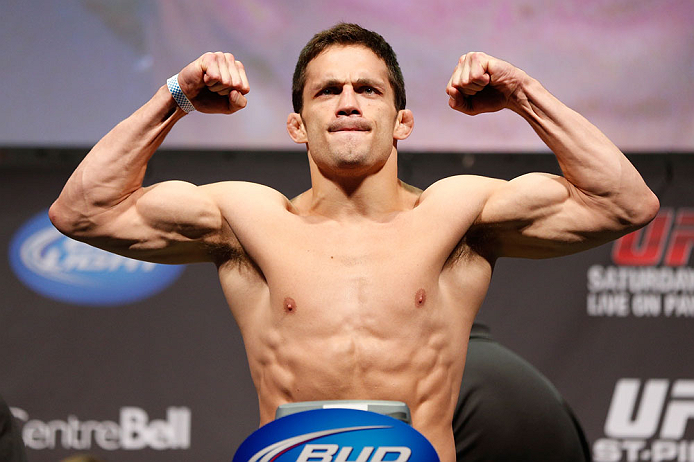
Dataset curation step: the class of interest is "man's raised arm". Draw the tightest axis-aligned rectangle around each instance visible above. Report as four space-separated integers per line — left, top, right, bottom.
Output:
446 52 660 259
49 52 250 264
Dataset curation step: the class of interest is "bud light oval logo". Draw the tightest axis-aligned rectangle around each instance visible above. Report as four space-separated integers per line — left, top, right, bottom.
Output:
233 408 439 462
9 210 185 306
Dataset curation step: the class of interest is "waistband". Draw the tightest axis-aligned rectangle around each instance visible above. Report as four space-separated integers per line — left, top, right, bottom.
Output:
275 400 412 424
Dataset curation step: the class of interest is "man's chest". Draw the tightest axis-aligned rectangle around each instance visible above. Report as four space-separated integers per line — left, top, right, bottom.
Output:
219 197 490 312
258 217 448 283
220 218 491 349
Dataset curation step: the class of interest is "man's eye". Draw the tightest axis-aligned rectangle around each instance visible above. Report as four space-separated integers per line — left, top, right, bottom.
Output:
321 87 338 95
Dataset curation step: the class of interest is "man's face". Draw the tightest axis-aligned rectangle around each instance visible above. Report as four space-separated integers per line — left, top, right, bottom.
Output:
288 45 412 176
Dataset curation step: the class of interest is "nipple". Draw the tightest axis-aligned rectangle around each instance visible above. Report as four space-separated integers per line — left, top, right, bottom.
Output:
415 289 427 308
284 297 297 313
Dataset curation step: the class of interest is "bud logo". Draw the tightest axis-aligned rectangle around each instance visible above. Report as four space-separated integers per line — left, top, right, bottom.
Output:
594 379 694 462
295 444 410 462
11 406 190 451
233 409 438 462
9 210 185 306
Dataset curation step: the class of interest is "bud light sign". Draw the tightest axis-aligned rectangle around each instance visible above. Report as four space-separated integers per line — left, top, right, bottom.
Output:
9 210 185 306
233 408 439 462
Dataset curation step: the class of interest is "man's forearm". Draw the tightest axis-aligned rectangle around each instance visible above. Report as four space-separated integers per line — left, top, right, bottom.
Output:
509 76 659 224
50 86 186 232
51 51 249 237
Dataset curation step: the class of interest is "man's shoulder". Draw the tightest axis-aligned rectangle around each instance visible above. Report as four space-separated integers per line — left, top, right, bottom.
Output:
404 175 502 239
418 174 505 206
200 181 291 209
411 175 504 266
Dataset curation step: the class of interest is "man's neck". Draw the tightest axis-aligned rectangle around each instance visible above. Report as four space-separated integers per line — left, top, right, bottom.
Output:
299 150 415 221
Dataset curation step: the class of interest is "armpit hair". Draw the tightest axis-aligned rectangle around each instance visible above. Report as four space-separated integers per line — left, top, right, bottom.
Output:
444 225 497 268
207 241 265 280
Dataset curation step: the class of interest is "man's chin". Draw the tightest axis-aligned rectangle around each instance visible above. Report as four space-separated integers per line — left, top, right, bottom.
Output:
327 143 368 164
333 160 370 175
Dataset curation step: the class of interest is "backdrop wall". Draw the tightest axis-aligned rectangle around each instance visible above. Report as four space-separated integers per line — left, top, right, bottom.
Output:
1 149 692 461
2 0 693 151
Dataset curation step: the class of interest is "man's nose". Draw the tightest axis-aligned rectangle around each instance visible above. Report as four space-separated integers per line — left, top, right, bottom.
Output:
336 86 361 116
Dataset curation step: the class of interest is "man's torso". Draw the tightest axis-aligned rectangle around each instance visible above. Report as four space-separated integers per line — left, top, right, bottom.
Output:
205 176 497 460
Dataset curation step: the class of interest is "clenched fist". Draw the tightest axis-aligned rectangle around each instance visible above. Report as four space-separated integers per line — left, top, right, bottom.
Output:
176 52 250 114
446 52 528 116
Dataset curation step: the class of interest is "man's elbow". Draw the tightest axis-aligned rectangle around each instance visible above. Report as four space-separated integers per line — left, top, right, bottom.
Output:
48 199 89 237
623 189 660 231
49 200 70 235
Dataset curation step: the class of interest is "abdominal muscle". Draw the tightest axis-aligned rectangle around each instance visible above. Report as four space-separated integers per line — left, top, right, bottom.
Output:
235 278 479 462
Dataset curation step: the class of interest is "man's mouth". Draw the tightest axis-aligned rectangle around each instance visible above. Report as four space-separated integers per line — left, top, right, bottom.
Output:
328 120 371 132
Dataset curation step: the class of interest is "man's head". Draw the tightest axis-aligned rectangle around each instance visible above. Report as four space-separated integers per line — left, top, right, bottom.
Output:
286 24 414 178
292 23 406 114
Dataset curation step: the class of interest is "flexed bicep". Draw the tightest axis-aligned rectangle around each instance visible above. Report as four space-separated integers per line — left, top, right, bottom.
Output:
475 172 631 259
49 50 253 265
53 180 230 264
446 51 658 251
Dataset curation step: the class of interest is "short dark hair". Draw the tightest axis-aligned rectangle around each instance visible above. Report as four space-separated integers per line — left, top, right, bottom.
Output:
291 23 406 114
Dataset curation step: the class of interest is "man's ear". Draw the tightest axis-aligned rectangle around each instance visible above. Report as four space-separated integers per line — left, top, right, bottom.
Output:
287 113 307 144
393 109 414 141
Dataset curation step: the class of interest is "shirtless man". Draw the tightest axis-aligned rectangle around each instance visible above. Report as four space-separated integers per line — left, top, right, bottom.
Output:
49 24 659 461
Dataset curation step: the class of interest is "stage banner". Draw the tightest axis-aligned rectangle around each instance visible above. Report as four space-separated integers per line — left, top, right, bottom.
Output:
0 151 691 461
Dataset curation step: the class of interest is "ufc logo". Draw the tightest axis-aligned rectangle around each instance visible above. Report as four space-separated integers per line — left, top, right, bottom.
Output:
612 208 694 267
605 379 694 439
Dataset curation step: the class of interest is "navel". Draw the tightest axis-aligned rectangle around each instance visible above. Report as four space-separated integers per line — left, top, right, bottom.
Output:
284 297 297 313
414 289 427 308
